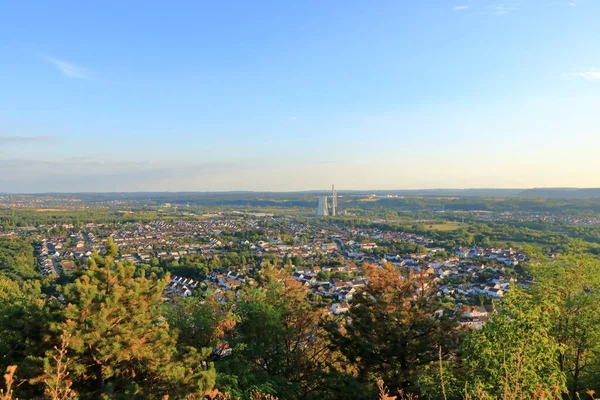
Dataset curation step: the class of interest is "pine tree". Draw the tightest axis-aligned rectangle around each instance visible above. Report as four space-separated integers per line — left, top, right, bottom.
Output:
60 259 216 398
0 276 54 398
165 294 237 352
104 237 119 258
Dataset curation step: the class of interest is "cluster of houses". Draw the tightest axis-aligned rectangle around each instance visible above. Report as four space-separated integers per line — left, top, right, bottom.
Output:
8 213 533 329
292 267 366 301
455 246 527 266
206 269 253 290
35 238 89 275
164 275 201 297
486 211 600 226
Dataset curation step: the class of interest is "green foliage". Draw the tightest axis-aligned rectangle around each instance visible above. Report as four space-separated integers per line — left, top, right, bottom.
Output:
462 289 566 398
0 238 37 280
60 260 216 398
104 236 119 258
462 255 600 399
0 277 40 367
165 294 237 351
0 276 55 398
530 254 600 398
219 266 338 399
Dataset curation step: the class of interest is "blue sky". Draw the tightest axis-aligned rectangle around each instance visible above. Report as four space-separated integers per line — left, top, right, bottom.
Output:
1 0 599 192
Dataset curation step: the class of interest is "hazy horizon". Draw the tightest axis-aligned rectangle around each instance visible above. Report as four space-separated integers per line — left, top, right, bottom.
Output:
3 187 600 196
2 1 600 192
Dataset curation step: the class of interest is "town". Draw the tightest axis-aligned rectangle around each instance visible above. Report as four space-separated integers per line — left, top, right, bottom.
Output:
1 210 529 330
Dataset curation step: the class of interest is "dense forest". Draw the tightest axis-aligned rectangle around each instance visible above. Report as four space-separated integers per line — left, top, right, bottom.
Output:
1 235 600 399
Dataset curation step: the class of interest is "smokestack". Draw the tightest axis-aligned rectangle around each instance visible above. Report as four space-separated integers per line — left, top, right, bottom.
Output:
331 185 337 217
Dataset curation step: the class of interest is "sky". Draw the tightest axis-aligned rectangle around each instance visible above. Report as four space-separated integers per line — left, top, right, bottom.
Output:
1 0 600 192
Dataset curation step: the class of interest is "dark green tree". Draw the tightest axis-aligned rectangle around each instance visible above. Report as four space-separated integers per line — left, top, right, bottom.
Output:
60 260 216 398
165 293 237 351
0 238 37 280
104 237 119 258
220 265 340 399
0 276 55 398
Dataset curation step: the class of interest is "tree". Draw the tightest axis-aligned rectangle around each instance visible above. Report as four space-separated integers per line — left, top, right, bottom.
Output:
104 237 119 258
60 260 215 398
165 294 236 352
462 289 566 399
0 239 37 281
530 255 600 398
331 262 459 395
221 265 339 399
316 271 330 282
293 256 304 267
0 276 53 398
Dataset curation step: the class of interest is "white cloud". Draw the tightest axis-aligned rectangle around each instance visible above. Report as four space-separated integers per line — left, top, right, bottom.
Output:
475 1 521 16
42 55 92 80
563 70 600 81
291 116 297 120
453 5 469 11
490 4 518 15
568 2 576 6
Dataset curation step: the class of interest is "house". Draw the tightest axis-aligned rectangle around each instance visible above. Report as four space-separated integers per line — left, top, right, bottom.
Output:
461 305 496 329
330 302 350 315
359 242 378 250
61 260 75 271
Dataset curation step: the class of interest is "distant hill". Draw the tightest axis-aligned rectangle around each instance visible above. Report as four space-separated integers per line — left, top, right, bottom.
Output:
7 188 600 201
518 188 600 199
369 189 524 197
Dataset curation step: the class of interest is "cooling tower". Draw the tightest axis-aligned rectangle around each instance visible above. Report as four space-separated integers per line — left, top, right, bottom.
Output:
316 196 329 216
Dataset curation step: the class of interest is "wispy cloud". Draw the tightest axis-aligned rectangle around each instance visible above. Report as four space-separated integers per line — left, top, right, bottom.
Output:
563 70 600 82
0 135 52 145
489 3 518 15
453 5 469 11
474 1 521 16
568 2 576 6
42 55 92 80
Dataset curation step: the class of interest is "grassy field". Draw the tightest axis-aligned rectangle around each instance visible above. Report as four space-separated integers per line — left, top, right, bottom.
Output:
422 222 466 231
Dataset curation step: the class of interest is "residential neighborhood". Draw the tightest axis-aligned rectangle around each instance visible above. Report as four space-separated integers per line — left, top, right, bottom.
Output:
0 211 531 330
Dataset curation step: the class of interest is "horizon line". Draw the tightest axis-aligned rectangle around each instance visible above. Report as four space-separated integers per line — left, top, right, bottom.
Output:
2 187 599 195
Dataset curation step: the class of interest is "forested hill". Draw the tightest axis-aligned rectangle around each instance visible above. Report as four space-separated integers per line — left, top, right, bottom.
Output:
518 188 600 199
6 188 600 203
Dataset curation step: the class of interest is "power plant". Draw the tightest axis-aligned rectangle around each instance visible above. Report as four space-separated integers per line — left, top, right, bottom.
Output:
316 196 329 216
315 185 338 217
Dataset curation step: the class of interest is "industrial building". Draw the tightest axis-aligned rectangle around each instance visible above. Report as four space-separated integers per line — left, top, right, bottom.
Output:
316 185 338 217
316 196 329 216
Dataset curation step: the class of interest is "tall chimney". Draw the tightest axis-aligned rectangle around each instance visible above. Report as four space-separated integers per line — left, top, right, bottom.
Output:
331 185 336 216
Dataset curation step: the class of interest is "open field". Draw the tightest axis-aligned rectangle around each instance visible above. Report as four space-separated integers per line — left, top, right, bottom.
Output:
422 222 466 231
